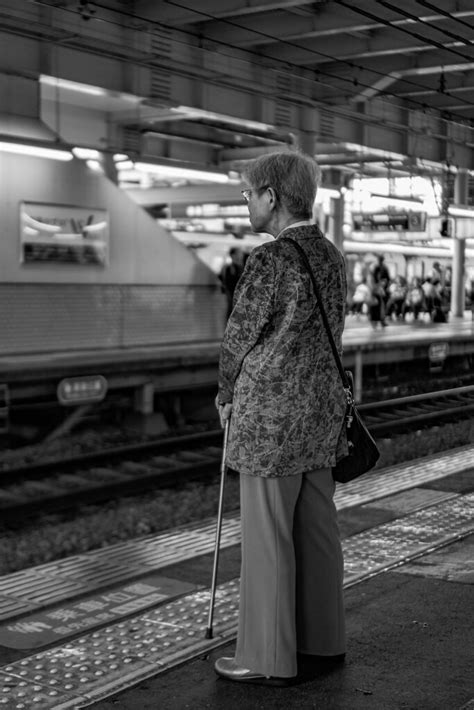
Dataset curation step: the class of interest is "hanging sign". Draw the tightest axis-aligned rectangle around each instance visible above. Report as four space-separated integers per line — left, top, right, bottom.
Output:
353 212 427 233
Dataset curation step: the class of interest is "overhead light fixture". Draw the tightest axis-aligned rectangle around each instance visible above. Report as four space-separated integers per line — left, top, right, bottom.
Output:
370 193 424 204
338 143 407 162
40 76 142 104
73 147 101 160
115 160 135 171
40 75 106 97
134 162 233 183
448 205 474 218
86 159 104 173
169 106 274 133
0 140 73 161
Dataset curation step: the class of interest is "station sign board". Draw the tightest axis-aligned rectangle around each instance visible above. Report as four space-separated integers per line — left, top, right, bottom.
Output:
428 342 449 364
57 375 108 406
353 212 427 233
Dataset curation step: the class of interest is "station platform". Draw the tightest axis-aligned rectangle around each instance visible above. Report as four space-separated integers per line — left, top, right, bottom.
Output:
0 444 473 709
0 312 473 406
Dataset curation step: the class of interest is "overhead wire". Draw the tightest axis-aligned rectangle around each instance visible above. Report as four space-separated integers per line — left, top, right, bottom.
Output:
159 0 474 112
29 0 474 122
334 0 474 64
157 0 474 112
413 0 474 35
375 0 474 47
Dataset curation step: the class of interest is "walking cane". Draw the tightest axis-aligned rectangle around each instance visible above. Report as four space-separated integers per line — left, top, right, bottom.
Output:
205 417 230 639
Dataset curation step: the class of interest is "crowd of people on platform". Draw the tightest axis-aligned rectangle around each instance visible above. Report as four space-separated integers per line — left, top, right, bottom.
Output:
349 256 452 328
218 247 473 329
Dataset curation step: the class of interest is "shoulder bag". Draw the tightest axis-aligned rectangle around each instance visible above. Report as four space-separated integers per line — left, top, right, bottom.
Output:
281 237 380 483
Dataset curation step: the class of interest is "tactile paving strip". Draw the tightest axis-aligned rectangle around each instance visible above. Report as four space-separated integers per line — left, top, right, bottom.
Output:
362 487 456 515
0 518 241 622
343 494 474 584
0 580 240 709
1 494 472 709
333 443 474 510
0 444 472 622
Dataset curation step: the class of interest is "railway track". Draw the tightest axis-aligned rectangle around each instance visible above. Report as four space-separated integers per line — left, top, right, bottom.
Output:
359 384 474 436
0 385 473 525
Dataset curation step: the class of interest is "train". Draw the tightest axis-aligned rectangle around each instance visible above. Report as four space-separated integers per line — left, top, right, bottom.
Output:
1 147 472 361
0 152 226 358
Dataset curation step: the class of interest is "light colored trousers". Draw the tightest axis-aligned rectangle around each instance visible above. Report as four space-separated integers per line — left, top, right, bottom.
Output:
234 468 345 678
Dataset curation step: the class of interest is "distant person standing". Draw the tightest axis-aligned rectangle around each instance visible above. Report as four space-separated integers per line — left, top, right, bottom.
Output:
422 277 437 316
349 278 371 316
403 277 425 320
367 270 386 329
370 255 390 326
386 275 408 320
372 255 390 287
428 261 442 285
219 247 245 319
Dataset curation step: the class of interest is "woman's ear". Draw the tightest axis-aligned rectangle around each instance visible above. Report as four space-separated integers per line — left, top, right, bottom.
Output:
267 186 278 209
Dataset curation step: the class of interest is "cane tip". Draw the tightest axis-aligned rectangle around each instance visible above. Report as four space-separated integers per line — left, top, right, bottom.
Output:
205 628 213 639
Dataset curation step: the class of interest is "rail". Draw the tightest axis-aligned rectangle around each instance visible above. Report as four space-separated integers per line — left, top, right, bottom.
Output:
0 386 473 525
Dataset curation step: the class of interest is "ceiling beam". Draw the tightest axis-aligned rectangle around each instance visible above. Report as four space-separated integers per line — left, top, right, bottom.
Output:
134 0 320 25
349 60 474 103
174 0 474 48
255 28 474 68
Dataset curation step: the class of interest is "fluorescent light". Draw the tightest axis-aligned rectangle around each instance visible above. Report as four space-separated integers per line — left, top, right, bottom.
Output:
134 162 231 183
114 153 129 162
370 193 424 204
86 159 104 173
116 160 135 171
448 205 474 218
40 75 106 97
0 141 73 161
40 76 142 104
343 240 453 258
73 147 101 160
172 106 274 133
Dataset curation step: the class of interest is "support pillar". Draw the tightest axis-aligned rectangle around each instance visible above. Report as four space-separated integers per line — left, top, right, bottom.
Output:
134 382 155 414
295 130 322 225
451 170 468 317
296 130 316 158
329 194 345 252
451 239 465 317
354 350 363 403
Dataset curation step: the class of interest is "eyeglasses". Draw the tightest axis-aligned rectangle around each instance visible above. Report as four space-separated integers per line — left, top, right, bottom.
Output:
241 185 270 202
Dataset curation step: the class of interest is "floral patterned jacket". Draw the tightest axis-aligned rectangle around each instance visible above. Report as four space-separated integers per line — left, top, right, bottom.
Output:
218 224 348 477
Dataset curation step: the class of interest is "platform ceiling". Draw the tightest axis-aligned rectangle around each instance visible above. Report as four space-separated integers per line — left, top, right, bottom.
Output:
0 0 473 184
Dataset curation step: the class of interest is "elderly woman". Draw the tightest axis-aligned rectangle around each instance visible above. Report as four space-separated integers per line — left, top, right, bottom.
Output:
215 151 348 685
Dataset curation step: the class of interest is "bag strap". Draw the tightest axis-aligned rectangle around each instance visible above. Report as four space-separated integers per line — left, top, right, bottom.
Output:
280 237 353 400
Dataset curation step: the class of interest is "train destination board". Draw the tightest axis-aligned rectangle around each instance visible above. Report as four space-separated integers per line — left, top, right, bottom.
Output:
353 212 427 232
20 202 109 266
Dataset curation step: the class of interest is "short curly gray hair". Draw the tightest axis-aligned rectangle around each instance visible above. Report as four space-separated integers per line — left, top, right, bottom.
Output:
242 151 320 219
